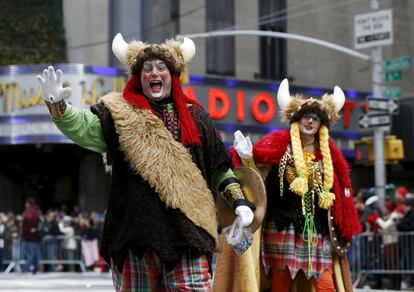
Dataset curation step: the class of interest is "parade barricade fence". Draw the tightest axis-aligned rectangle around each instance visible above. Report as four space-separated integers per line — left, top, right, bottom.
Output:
349 231 414 288
3 231 414 284
2 235 87 273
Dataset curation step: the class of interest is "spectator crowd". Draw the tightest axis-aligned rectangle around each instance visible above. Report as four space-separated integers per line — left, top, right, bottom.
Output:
353 184 414 290
0 198 106 274
1 185 414 290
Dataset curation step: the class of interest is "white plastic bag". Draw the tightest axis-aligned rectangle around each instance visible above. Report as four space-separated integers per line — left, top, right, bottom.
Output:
222 216 253 256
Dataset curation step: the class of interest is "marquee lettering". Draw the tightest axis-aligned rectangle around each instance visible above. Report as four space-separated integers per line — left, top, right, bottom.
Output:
342 100 356 129
208 88 230 119
236 91 245 122
184 85 355 128
0 82 43 112
251 93 275 123
0 77 127 113
0 79 358 129
112 77 127 93
81 78 105 106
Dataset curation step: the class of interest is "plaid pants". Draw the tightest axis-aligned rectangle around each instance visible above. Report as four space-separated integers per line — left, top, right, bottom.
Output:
261 221 333 280
111 250 211 291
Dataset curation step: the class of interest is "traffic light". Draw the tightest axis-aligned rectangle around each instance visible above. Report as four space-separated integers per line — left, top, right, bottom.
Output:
385 135 404 163
354 135 404 165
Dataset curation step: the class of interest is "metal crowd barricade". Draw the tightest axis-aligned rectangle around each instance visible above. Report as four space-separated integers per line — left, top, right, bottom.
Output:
3 235 86 274
350 231 414 288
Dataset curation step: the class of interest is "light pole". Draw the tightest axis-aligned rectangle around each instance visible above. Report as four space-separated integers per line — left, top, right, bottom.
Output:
370 0 386 212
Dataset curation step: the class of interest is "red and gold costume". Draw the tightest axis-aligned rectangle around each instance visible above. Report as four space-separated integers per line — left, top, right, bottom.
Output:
219 80 361 292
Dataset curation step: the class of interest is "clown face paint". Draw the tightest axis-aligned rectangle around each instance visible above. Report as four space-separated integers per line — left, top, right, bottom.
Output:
140 59 171 101
299 113 321 136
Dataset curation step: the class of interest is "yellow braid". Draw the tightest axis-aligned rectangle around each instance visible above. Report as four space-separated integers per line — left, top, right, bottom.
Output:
289 122 308 196
318 125 335 209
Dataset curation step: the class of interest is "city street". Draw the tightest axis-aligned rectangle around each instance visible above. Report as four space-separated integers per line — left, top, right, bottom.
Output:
0 272 113 291
0 272 412 291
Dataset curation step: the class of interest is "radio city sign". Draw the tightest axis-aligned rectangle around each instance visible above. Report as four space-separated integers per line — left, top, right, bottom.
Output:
182 81 360 131
0 64 365 144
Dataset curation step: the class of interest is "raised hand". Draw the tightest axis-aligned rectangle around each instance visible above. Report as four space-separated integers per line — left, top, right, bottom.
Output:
233 130 253 159
37 66 72 103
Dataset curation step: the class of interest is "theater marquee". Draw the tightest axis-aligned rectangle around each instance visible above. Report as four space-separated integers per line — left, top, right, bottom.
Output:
0 64 368 156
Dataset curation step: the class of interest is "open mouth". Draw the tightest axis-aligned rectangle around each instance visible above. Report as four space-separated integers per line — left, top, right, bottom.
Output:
150 80 163 92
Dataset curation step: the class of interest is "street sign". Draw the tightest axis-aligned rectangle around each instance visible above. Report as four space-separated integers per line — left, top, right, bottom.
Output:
359 113 391 130
384 56 412 72
383 87 401 99
367 97 399 115
354 9 393 49
384 70 402 83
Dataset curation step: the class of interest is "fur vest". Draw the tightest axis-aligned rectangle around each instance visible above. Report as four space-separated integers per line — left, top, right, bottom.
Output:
90 93 231 271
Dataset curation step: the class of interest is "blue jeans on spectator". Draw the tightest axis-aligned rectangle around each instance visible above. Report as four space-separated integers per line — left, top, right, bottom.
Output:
46 241 58 272
22 240 41 273
12 239 22 272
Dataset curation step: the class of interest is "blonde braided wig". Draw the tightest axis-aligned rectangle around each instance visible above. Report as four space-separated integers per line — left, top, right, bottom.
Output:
289 122 308 196
318 125 335 208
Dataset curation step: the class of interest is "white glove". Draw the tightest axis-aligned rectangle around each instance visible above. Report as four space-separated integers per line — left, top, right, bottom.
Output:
235 205 254 227
390 211 402 221
233 130 253 159
37 66 72 103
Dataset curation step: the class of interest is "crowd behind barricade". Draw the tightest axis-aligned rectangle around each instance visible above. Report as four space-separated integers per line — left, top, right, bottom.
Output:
0 197 108 274
351 184 414 290
1 187 413 288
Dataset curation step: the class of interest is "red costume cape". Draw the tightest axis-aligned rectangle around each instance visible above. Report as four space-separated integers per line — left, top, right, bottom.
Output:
230 129 362 242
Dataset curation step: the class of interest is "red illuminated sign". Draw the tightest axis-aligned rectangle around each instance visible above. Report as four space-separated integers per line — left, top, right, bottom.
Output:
183 85 358 129
251 93 275 123
343 101 356 129
208 88 230 119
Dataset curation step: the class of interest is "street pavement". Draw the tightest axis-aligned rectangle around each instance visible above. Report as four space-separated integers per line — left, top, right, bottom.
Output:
0 272 113 291
0 272 410 292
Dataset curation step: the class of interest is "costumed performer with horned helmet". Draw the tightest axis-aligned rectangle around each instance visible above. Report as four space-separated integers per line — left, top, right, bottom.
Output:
36 34 255 291
230 79 361 292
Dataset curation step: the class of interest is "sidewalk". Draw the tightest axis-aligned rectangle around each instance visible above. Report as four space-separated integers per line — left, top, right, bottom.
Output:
0 272 113 291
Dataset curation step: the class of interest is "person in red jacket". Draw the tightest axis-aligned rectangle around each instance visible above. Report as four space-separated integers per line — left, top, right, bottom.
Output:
21 197 43 274
232 79 361 292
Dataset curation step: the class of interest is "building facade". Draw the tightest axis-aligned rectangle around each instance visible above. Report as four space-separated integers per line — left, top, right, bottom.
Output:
1 0 413 212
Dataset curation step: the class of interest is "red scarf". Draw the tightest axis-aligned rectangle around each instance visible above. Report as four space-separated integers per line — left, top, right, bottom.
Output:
123 74 202 146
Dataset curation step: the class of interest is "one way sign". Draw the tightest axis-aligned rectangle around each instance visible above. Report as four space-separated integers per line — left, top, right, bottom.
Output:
359 113 391 130
367 97 399 115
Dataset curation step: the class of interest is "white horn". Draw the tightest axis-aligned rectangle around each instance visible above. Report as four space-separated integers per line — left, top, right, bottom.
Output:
112 33 129 64
180 38 196 62
277 78 292 112
333 86 345 112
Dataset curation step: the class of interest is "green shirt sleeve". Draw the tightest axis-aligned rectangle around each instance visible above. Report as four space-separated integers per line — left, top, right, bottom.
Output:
211 168 237 193
52 104 107 153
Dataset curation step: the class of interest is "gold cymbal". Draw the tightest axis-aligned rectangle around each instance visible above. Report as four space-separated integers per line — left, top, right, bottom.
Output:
216 166 267 233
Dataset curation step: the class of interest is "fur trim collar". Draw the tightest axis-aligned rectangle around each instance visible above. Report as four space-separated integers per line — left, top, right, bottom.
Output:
100 92 219 247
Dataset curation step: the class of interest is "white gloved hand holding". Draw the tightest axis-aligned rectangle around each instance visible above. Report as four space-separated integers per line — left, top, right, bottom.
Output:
390 211 402 221
37 66 72 103
233 130 253 159
235 205 254 227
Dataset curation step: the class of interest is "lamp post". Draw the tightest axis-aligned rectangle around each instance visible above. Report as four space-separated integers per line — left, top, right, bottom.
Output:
370 0 386 212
